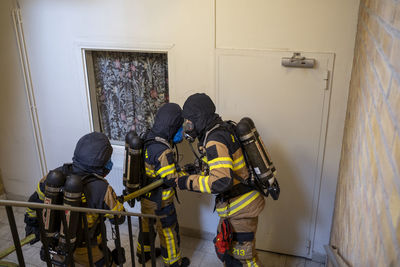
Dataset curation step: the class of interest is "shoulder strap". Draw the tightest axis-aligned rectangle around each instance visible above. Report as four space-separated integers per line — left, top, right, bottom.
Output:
144 137 172 150
202 124 222 148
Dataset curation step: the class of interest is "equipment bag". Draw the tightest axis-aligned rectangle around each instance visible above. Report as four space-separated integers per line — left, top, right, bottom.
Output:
213 219 233 262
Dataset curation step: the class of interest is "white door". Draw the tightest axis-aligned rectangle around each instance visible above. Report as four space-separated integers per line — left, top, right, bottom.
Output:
216 49 334 258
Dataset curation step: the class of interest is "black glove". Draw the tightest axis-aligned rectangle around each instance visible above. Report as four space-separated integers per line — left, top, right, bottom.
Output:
163 178 177 188
183 163 198 175
25 223 40 245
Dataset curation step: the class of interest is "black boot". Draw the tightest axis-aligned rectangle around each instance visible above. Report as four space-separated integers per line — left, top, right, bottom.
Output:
180 257 190 267
137 248 162 264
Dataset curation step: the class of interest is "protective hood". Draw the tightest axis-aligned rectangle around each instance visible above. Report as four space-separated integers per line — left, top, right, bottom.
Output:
182 93 220 138
72 132 113 176
147 103 184 141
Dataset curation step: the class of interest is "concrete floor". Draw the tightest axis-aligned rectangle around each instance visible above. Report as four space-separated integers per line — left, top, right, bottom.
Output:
0 206 325 267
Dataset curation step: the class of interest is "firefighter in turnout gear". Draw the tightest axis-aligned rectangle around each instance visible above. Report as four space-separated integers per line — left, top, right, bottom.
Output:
177 93 265 267
137 103 190 267
24 132 125 266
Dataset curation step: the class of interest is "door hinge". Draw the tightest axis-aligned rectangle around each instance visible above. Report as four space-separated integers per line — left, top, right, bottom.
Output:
323 70 330 90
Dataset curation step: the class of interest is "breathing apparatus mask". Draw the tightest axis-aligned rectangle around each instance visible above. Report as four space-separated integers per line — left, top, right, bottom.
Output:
173 126 184 144
104 159 113 175
183 120 197 143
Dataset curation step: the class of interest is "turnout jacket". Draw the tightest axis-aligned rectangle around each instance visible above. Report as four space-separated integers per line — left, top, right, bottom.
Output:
144 139 186 204
178 125 264 218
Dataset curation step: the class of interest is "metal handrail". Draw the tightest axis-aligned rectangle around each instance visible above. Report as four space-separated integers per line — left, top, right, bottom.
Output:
0 199 157 218
0 199 159 267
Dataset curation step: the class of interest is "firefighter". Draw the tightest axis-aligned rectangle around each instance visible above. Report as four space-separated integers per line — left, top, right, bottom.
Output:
24 132 125 266
136 103 190 267
176 93 265 267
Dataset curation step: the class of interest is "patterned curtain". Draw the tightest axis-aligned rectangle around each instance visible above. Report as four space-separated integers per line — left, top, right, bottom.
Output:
91 51 169 142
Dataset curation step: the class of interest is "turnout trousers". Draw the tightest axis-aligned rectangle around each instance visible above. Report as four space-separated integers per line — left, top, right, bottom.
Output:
216 190 265 267
137 188 182 267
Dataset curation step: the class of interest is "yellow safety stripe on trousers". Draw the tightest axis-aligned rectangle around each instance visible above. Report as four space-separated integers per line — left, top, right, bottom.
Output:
162 251 181 265
162 227 177 263
156 164 176 178
246 257 259 267
36 182 45 201
199 175 211 193
86 213 99 228
136 241 151 252
216 191 261 217
162 188 175 200
145 167 156 177
208 157 233 170
26 208 37 218
233 155 246 171
105 201 124 219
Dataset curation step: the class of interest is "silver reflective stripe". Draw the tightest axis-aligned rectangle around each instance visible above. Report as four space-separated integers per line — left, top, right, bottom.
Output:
45 185 62 193
208 160 233 167
239 131 254 142
258 169 273 179
64 192 81 198
158 166 175 177
233 159 245 168
217 191 259 216
201 177 207 192
164 228 174 262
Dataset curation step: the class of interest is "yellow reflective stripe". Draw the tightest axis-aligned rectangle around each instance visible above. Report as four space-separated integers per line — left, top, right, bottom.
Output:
233 156 246 171
86 213 99 228
162 251 181 264
204 176 211 193
199 176 211 193
246 258 259 267
163 228 173 261
208 157 232 164
201 157 208 164
111 201 124 212
136 241 151 252
26 208 36 218
178 171 188 176
169 228 177 258
216 191 260 217
156 164 176 178
208 157 233 170
105 201 124 219
36 183 45 200
199 176 205 193
162 189 175 200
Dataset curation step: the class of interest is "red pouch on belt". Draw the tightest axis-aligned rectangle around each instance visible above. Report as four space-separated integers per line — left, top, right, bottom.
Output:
213 219 233 261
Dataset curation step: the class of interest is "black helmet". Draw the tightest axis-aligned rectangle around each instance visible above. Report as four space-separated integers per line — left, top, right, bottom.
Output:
182 93 220 140
147 103 183 141
72 132 113 176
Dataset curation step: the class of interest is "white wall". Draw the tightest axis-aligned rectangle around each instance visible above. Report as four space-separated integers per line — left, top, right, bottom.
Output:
0 0 42 198
3 0 360 259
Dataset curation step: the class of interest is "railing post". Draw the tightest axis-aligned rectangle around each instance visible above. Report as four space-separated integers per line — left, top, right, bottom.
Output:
82 214 94 267
138 217 146 267
113 215 123 267
99 214 109 266
61 210 75 267
149 218 156 267
5 206 25 267
127 216 135 267
36 209 52 267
